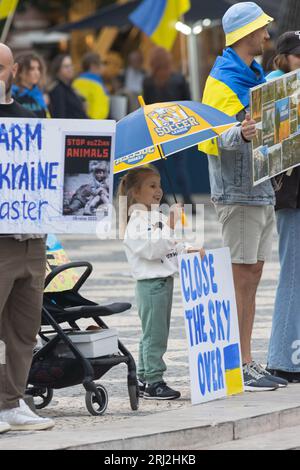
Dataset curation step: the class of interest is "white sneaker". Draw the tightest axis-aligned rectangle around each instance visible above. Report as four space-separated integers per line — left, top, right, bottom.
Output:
0 421 10 433
0 399 55 431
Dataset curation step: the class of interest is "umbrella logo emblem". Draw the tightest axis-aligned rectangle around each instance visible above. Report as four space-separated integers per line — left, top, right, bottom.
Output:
148 105 199 137
115 145 156 166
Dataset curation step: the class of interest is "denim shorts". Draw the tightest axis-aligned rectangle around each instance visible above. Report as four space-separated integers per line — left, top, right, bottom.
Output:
215 204 275 264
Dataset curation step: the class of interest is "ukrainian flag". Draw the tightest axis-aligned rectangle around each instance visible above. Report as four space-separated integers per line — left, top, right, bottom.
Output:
45 235 80 293
129 0 190 51
0 0 18 19
223 343 243 396
199 47 265 155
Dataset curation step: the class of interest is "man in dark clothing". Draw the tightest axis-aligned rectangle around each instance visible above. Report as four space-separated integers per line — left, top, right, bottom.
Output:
0 44 54 433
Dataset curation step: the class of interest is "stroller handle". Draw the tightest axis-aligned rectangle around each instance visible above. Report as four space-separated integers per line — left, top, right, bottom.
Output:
44 261 93 291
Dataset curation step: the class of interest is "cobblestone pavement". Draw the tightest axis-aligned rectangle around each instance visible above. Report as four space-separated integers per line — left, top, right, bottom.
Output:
1 200 281 436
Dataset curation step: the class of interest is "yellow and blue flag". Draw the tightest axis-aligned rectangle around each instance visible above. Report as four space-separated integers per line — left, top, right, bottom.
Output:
45 234 80 292
199 47 266 155
0 0 18 19
223 343 243 396
129 0 190 51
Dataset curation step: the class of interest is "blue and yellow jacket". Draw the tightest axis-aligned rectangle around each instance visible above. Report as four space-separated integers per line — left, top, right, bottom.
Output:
73 72 109 120
200 47 274 205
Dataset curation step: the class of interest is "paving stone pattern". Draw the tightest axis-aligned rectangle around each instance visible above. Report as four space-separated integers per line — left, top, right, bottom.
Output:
2 202 281 435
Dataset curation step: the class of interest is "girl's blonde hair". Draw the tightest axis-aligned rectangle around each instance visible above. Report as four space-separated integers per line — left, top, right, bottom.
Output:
117 165 160 233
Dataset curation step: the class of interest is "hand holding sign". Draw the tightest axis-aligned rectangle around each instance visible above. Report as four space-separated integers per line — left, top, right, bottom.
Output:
241 113 257 141
187 247 206 259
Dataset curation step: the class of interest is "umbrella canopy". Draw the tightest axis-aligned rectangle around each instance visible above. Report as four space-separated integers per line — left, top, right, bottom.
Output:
114 100 237 174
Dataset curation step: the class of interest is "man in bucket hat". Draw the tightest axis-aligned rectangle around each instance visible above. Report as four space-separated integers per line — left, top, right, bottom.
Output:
199 2 288 391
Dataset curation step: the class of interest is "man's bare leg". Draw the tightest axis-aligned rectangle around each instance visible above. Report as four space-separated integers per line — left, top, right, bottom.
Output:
232 261 264 364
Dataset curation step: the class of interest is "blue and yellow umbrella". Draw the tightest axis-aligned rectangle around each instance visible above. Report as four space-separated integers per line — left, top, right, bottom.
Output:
114 98 238 174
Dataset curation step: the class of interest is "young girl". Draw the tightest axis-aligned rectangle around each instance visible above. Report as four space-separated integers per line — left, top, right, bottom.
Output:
118 165 204 400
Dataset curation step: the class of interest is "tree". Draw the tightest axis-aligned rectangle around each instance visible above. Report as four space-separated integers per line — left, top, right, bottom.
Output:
278 0 300 33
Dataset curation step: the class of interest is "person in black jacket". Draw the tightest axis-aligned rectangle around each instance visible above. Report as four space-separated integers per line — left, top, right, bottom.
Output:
143 47 194 208
48 54 88 119
267 32 300 383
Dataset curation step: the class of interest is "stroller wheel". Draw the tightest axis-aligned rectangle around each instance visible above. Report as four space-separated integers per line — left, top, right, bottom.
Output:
85 385 108 416
33 388 54 410
128 380 139 411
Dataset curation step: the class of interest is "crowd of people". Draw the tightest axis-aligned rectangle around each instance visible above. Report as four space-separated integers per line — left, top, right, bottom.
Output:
0 0 300 435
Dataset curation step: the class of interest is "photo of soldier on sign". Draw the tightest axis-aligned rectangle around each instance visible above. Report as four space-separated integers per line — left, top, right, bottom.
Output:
251 68 300 186
63 135 111 220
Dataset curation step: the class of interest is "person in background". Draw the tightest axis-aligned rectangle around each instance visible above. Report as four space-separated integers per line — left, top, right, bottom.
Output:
118 50 146 113
73 52 109 120
143 47 195 208
48 54 87 119
12 53 49 118
267 31 300 80
101 51 124 95
0 43 54 433
267 32 300 383
124 50 145 96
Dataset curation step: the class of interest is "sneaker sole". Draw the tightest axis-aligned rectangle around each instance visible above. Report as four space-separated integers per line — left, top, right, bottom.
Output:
10 421 55 431
143 395 180 400
271 383 287 388
0 424 10 433
244 385 278 392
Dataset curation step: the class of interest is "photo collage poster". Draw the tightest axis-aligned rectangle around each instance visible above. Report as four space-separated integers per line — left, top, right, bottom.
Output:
251 68 300 186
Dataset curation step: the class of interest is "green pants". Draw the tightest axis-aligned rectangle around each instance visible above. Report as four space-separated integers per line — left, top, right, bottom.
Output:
135 276 174 384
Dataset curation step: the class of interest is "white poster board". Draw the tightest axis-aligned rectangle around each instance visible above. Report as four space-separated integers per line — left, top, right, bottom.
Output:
0 118 115 233
179 247 244 405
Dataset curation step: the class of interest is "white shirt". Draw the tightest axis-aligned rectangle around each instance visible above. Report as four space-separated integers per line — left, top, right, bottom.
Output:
124 209 191 280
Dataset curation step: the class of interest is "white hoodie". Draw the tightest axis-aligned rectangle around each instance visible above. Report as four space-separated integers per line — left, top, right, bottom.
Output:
123 209 191 280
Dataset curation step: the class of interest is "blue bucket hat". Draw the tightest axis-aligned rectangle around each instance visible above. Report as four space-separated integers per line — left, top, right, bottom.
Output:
223 2 273 47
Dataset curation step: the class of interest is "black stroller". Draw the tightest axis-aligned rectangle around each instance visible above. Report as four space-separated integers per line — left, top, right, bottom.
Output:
26 261 139 416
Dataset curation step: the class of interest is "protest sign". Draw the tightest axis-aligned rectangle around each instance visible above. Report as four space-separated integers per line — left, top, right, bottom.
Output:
0 118 115 233
251 68 300 186
179 247 243 405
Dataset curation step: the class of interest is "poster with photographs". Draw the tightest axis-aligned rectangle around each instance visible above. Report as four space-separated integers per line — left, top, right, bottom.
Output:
251 68 300 186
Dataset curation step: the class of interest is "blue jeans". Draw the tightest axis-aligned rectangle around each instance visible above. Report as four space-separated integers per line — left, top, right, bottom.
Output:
267 209 300 371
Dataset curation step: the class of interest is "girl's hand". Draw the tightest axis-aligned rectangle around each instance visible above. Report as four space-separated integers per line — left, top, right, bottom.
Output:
167 203 183 229
187 247 206 259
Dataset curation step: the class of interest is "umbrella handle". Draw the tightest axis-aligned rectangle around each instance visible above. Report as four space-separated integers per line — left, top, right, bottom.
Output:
181 209 187 226
157 144 187 227
138 95 146 107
